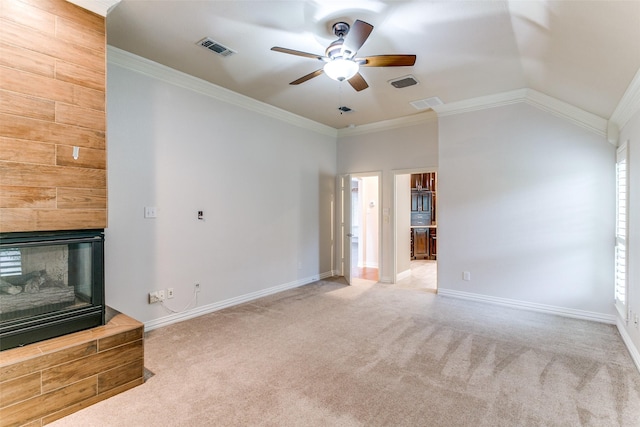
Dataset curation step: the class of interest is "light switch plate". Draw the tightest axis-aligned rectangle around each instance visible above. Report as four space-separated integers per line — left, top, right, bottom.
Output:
144 206 157 218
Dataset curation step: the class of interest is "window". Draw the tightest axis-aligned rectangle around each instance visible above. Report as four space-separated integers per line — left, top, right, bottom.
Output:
0 248 22 277
615 142 629 319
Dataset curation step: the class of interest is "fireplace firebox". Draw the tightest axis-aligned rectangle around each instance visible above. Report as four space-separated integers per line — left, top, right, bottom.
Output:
0 229 105 351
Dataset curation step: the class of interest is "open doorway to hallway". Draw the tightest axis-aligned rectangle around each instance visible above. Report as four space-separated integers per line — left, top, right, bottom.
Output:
350 174 380 283
394 171 437 292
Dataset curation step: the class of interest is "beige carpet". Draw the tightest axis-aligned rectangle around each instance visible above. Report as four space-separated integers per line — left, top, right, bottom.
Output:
50 278 640 426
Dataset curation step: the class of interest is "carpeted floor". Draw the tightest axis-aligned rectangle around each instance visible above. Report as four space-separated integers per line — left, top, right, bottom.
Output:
50 278 640 426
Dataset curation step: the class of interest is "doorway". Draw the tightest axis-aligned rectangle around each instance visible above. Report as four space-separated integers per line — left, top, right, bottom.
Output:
350 175 379 282
394 170 437 292
339 173 381 285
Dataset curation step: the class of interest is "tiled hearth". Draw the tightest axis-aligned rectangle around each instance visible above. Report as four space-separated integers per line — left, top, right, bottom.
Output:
0 308 144 426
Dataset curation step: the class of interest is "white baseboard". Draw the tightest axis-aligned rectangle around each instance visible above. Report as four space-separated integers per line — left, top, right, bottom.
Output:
144 271 334 332
437 288 617 324
396 269 411 281
616 317 640 374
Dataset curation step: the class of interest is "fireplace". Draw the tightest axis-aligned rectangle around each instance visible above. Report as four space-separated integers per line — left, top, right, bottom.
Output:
0 229 105 351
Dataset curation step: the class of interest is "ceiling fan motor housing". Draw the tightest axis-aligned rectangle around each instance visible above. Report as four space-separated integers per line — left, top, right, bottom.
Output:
326 22 353 59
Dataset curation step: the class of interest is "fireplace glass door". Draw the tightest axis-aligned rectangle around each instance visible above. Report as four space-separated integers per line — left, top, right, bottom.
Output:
0 230 104 350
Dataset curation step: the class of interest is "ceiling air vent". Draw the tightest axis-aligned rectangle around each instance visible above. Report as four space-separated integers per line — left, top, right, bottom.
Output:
410 97 443 110
389 75 419 89
338 106 353 113
197 37 236 57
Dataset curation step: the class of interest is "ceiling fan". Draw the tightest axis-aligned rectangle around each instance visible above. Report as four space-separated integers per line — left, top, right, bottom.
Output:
271 19 416 92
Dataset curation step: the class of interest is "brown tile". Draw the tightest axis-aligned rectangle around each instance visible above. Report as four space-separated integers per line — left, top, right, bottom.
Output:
0 372 41 408
0 89 55 121
55 103 105 131
42 377 143 425
0 113 105 149
98 327 143 352
0 161 106 189
55 144 106 170
0 376 96 427
18 0 105 34
57 187 107 209
0 341 96 383
55 15 105 53
0 0 56 35
98 359 144 394
0 186 57 209
55 60 104 92
42 340 143 393
0 138 55 165
0 42 56 78
0 19 104 72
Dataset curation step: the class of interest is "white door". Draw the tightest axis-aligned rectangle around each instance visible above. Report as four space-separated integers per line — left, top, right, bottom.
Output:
341 174 353 285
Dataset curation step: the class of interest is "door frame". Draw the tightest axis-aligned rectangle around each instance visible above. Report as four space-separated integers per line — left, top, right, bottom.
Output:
337 171 382 283
392 167 438 285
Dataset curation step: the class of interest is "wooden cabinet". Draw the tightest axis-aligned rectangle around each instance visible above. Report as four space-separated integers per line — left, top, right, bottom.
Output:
410 173 436 224
412 228 428 258
411 227 436 260
410 172 437 260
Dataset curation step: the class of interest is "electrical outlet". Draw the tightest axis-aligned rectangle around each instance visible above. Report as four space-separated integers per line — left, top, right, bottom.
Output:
158 290 165 301
167 288 174 299
195 283 201 292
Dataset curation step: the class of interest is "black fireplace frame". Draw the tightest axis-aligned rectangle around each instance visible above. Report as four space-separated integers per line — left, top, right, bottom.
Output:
0 229 105 351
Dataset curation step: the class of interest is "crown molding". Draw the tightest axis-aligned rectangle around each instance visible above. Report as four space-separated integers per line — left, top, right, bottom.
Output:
610 67 640 135
433 88 608 138
336 111 438 138
66 0 121 16
107 46 338 138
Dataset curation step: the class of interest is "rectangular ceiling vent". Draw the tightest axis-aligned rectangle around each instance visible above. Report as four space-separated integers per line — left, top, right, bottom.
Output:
389 75 419 89
338 106 353 113
197 37 236 57
410 97 443 110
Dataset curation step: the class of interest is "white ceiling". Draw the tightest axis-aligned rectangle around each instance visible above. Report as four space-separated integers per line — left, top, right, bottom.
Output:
106 0 640 130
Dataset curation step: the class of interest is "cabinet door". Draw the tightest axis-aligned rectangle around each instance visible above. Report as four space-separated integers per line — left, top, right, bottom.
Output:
428 228 437 260
414 228 428 258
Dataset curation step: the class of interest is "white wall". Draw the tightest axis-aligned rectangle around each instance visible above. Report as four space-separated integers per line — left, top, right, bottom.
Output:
337 120 439 281
618 108 640 364
360 176 379 268
106 62 336 324
438 103 615 319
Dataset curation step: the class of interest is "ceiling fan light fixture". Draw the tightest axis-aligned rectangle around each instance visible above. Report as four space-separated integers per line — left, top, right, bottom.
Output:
323 59 359 82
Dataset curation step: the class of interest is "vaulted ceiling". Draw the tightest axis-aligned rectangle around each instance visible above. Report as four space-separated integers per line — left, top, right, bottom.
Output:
106 0 640 129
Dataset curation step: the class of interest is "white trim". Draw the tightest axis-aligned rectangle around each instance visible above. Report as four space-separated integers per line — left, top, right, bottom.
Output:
107 46 338 138
144 271 334 332
336 111 438 137
433 89 527 117
433 89 608 138
617 317 640 374
610 67 640 133
396 269 411 281
438 288 616 324
66 0 120 16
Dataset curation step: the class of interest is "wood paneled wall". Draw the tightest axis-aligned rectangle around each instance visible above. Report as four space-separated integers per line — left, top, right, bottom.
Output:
0 311 144 426
0 0 107 232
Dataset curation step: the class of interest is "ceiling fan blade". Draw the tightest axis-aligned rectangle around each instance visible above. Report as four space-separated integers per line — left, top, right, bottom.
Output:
290 69 324 85
348 72 369 92
271 47 325 61
343 20 374 55
359 55 417 67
